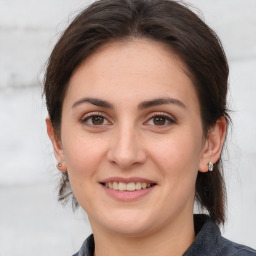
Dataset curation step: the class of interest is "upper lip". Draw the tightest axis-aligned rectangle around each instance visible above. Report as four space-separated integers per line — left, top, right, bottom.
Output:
100 177 157 184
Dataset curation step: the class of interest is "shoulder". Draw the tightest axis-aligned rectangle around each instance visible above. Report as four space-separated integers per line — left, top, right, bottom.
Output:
184 215 256 256
72 234 94 256
219 237 256 256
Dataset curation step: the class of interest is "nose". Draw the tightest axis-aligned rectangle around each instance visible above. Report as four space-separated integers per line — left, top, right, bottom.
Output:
106 124 147 169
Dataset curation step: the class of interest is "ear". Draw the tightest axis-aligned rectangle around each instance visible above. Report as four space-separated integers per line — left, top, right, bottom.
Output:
198 117 227 173
46 116 67 172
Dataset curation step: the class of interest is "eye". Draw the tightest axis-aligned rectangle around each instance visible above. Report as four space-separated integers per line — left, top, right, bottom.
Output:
146 113 175 127
82 113 111 127
90 116 105 125
152 116 167 125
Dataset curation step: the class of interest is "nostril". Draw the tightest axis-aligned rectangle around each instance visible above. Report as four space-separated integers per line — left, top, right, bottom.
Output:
107 148 147 169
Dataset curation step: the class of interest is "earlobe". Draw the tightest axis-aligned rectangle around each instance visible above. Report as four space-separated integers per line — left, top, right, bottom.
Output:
56 162 67 172
199 117 227 173
46 117 67 172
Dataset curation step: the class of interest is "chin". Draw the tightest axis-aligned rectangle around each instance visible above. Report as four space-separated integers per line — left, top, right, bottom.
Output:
107 222 154 237
93 209 157 236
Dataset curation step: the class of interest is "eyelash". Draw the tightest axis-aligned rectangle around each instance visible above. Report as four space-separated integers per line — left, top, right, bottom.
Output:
81 112 111 127
145 113 176 127
81 112 176 128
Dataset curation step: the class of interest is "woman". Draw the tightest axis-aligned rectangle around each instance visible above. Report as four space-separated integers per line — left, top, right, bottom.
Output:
44 0 256 255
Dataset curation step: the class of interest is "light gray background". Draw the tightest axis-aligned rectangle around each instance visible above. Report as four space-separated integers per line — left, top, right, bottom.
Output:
0 0 256 255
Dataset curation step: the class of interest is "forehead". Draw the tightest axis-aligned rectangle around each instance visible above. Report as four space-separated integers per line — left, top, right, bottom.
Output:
64 38 199 110
75 38 188 82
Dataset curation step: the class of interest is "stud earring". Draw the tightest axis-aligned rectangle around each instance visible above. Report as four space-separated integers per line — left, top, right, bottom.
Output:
208 161 214 172
57 162 62 167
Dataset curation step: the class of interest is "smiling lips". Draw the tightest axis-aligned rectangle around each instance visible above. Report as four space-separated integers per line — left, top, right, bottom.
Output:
103 181 153 191
100 179 157 200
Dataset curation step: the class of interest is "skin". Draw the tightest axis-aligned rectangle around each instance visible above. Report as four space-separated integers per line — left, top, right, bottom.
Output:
47 38 226 256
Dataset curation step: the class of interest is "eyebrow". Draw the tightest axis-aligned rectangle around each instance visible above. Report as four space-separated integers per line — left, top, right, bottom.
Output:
72 97 186 110
138 97 186 110
72 97 114 109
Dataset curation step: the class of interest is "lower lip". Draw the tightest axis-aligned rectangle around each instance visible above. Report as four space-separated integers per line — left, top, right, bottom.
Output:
101 185 156 201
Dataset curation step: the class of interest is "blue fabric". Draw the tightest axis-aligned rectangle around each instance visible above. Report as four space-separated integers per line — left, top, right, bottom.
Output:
73 214 256 256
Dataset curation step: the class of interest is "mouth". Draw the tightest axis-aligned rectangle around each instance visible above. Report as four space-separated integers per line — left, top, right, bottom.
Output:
99 177 157 200
100 181 156 191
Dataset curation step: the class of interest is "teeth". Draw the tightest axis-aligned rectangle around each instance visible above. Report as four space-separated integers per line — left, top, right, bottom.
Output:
142 182 147 189
135 182 142 190
127 182 136 191
118 182 127 191
108 182 113 189
113 182 118 190
104 181 153 191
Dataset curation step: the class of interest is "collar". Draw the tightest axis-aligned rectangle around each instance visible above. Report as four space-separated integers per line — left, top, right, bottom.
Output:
75 214 224 256
183 214 225 255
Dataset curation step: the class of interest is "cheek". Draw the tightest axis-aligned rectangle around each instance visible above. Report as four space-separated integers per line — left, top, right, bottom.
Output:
149 129 202 184
61 134 109 210
61 132 108 181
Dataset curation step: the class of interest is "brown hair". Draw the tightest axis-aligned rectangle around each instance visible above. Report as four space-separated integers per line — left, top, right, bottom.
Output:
44 0 229 225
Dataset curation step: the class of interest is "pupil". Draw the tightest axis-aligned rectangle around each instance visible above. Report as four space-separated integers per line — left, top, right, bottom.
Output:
154 117 165 125
92 116 103 125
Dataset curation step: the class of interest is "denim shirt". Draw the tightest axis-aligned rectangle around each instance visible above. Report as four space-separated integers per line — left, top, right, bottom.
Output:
73 214 256 256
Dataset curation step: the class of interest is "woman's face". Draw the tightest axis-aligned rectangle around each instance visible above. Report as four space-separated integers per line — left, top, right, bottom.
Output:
53 39 210 235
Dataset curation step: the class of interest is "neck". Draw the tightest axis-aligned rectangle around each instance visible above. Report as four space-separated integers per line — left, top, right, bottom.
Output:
91 213 195 256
